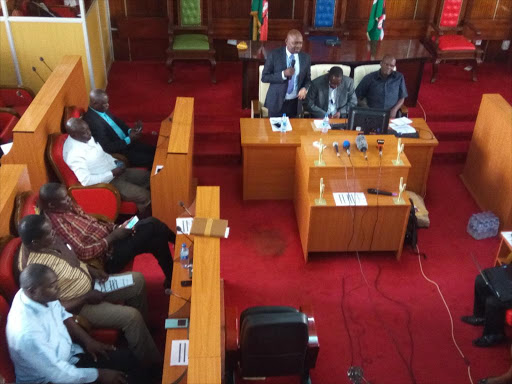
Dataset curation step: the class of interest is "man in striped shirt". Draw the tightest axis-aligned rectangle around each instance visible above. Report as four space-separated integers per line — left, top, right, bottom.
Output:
39 182 176 290
17 214 162 369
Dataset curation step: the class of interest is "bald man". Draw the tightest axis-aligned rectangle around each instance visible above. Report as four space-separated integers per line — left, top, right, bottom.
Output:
63 117 151 213
262 29 311 118
83 89 155 168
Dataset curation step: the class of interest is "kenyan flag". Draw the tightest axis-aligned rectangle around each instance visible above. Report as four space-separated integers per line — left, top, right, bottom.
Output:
367 0 385 41
250 0 268 41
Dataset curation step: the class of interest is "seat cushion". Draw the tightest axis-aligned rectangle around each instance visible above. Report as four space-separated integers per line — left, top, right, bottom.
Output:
438 35 475 51
173 34 209 50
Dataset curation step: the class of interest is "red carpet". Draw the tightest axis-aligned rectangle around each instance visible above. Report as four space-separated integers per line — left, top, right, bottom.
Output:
106 60 512 383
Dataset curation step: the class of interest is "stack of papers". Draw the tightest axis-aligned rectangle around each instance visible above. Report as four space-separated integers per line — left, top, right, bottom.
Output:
176 217 193 234
333 193 368 206
94 274 134 293
270 117 292 132
389 117 416 134
313 120 331 130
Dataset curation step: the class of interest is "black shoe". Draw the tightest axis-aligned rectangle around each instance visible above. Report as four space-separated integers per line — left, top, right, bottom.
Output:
472 334 505 347
461 315 485 326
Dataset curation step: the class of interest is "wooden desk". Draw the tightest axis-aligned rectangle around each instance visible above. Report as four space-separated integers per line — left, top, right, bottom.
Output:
295 136 410 261
241 118 437 200
151 97 195 231
0 164 31 238
161 186 223 384
1 56 88 190
238 39 431 108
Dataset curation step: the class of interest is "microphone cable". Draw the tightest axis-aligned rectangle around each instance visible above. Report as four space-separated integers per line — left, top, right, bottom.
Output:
415 244 474 384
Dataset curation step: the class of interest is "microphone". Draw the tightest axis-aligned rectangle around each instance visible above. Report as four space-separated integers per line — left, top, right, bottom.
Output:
178 201 193 217
176 226 194 250
376 139 385 157
355 135 368 160
367 188 397 196
343 140 351 157
39 57 53 72
32 66 46 84
332 141 340 157
287 58 296 79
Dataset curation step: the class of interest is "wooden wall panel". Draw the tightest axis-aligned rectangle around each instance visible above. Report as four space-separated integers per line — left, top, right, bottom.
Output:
386 0 416 20
496 0 512 18
415 0 435 20
212 0 250 18
467 0 499 18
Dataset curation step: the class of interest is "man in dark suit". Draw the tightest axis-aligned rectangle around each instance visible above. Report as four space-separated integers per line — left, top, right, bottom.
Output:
305 66 357 119
83 89 155 168
261 29 311 118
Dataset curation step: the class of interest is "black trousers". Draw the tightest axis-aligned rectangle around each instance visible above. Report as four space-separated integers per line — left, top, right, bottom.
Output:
105 217 176 285
473 273 512 336
269 98 299 118
124 141 156 169
75 349 148 384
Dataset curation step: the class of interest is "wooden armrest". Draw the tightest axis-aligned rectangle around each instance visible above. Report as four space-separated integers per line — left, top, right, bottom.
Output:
429 22 442 35
0 84 35 99
0 107 20 118
251 99 261 118
300 304 319 369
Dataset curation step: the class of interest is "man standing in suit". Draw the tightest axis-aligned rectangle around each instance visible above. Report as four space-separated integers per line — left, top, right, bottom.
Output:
262 29 311 118
83 89 155 168
305 66 357 118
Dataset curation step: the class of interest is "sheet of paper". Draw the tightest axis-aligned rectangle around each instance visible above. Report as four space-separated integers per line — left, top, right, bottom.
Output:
333 193 368 206
390 117 412 125
176 217 193 234
313 120 331 130
225 227 230 238
0 142 13 155
170 340 189 366
94 274 134 293
269 117 292 132
154 165 164 175
503 231 512 248
391 124 417 134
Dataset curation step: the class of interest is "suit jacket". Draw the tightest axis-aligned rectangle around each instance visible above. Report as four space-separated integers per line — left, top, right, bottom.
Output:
262 47 311 114
305 74 357 118
83 109 131 155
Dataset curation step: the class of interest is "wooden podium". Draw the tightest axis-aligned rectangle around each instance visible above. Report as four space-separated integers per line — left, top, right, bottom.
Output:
294 135 411 261
461 94 512 229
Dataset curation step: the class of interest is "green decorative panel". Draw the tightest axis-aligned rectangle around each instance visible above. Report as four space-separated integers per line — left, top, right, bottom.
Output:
180 0 201 26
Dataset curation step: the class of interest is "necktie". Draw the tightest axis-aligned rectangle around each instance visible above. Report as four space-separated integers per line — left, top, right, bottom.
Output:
287 55 295 94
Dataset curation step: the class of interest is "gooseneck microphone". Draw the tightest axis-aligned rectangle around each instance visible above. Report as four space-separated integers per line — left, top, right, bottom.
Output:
178 201 193 217
367 188 397 196
32 66 46 84
355 135 368 160
176 226 194 249
39 57 53 72
376 139 385 157
343 140 351 157
332 141 340 157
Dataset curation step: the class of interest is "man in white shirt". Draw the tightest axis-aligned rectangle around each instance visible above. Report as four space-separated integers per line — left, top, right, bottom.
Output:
63 118 150 213
6 263 143 383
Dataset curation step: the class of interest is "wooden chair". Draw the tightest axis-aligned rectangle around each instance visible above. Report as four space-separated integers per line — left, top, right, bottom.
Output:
424 0 483 83
166 0 216 83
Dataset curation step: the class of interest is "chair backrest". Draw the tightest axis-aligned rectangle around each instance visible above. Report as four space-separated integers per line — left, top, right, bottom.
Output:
311 64 352 80
0 294 15 383
353 64 396 89
0 112 19 144
62 106 85 133
239 306 309 378
47 133 80 187
258 65 270 117
439 0 464 29
0 86 34 108
0 237 22 303
13 191 39 236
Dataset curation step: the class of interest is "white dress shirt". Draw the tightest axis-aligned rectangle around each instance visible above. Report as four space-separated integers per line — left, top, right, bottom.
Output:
328 87 337 115
63 136 116 186
282 48 300 100
6 290 98 384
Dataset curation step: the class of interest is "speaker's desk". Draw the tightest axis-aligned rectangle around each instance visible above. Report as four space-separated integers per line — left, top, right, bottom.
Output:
241 118 437 200
295 135 411 261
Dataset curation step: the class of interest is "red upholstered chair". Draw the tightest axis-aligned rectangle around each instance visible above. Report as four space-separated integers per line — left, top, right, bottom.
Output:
0 109 19 144
424 0 483 83
47 133 137 222
0 85 34 117
0 238 22 303
0 295 15 384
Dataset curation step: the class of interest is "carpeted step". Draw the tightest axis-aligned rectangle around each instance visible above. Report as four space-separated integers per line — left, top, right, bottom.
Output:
432 139 470 163
427 121 474 141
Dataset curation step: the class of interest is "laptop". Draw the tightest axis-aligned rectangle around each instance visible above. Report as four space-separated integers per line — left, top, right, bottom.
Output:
471 253 512 303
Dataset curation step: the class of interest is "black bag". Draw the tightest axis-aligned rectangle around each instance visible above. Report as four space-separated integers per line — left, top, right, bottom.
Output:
404 198 418 248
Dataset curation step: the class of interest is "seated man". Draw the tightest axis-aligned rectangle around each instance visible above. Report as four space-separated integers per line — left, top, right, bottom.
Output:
461 266 510 347
63 117 151 214
355 54 408 118
40 182 176 290
305 66 357 119
7 264 145 384
83 89 155 168
17 215 162 369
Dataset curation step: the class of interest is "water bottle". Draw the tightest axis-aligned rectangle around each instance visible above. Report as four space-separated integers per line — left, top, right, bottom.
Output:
322 113 329 133
281 113 287 133
180 243 189 268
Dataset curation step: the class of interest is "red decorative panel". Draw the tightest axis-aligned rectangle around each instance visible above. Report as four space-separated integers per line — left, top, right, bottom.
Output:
439 0 463 27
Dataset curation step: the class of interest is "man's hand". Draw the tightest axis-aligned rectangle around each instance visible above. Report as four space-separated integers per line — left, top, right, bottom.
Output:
331 112 341 119
85 339 115 362
283 67 295 78
111 166 125 177
297 87 307 100
390 107 399 118
85 290 106 305
128 129 141 141
110 226 133 241
97 369 128 384
88 266 108 283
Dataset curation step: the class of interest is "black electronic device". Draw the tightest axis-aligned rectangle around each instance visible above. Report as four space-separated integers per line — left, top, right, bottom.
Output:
330 123 347 130
347 106 390 135
181 280 192 287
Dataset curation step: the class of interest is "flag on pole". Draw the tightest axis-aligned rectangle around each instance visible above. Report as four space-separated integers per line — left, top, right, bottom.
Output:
250 0 268 41
367 0 385 41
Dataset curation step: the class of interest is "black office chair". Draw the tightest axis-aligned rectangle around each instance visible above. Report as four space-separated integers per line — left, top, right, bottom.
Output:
225 305 319 384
